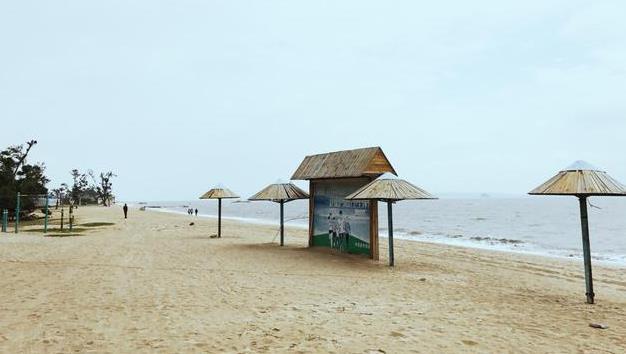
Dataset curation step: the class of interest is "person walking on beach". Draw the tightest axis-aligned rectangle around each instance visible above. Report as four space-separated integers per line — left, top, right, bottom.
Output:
123 204 128 219
194 208 198 216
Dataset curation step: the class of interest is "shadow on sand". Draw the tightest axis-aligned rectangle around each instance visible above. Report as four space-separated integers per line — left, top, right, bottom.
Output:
44 233 85 237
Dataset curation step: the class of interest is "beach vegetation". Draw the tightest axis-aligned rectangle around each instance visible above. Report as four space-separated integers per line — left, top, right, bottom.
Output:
0 140 49 218
87 170 117 206
69 169 89 205
65 169 100 206
50 185 69 209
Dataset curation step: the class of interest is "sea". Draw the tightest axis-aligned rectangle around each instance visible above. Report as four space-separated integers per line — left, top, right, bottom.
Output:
130 195 626 267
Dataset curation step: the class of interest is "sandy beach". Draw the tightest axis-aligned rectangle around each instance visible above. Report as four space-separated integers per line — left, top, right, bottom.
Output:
0 206 625 353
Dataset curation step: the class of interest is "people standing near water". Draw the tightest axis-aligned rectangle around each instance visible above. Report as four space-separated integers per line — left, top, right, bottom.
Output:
194 208 198 216
123 204 128 219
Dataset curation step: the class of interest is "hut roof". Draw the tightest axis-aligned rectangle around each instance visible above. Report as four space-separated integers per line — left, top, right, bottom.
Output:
199 188 240 199
291 147 397 180
249 183 309 202
346 173 436 201
529 161 626 196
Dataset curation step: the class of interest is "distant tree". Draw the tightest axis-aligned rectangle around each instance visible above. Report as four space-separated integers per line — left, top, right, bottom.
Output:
11 140 37 177
60 183 70 205
88 170 116 206
0 140 49 216
51 187 64 209
82 186 100 205
69 169 88 206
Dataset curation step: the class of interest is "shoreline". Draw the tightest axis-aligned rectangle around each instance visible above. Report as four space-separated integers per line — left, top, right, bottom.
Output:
146 205 626 269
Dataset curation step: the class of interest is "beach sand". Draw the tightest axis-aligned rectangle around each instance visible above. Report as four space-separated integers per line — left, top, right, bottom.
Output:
0 206 625 353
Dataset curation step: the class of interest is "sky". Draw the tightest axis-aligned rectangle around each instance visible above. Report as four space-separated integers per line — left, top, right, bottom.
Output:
2 1 625 201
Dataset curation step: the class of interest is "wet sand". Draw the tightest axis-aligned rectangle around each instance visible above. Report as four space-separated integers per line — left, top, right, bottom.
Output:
0 206 624 353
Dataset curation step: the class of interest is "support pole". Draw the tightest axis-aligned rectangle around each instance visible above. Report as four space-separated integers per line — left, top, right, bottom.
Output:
61 208 64 231
218 198 222 238
387 201 394 267
2 209 7 233
15 192 21 234
44 196 49 234
280 200 285 246
579 196 594 304
69 205 73 232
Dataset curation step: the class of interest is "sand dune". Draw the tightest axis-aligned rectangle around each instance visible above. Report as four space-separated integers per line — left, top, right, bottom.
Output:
0 206 624 353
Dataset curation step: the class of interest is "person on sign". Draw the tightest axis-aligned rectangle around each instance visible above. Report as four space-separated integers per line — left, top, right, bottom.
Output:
338 210 351 252
123 203 128 219
328 214 338 248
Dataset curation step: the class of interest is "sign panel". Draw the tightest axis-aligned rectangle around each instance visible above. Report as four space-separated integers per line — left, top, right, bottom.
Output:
312 179 371 255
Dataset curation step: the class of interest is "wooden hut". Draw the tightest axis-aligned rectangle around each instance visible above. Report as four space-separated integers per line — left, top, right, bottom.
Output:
291 147 397 260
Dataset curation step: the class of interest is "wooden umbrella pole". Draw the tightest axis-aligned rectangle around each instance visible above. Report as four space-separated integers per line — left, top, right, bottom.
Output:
218 198 222 238
578 196 594 304
280 200 285 246
387 201 394 267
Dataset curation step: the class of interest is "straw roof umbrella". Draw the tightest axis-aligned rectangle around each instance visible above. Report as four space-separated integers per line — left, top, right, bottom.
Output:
529 161 626 304
249 182 309 246
346 173 436 266
199 187 240 238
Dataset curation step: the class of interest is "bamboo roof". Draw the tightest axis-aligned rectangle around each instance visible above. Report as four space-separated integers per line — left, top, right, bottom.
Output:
199 187 240 199
291 147 397 180
529 161 626 196
249 183 309 202
345 173 436 201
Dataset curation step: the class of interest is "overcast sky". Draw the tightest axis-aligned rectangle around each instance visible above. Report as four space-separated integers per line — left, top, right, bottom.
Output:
2 1 625 200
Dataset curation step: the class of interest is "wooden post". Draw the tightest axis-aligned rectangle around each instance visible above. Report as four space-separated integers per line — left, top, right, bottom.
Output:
218 198 222 238
280 200 285 246
308 182 315 247
44 196 49 234
15 192 20 234
60 208 64 231
387 201 394 267
1 209 7 232
579 196 594 304
69 205 73 232
370 199 379 260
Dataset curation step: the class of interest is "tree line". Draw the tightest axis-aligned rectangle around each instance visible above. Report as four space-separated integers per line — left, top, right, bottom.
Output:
0 140 117 217
52 169 116 208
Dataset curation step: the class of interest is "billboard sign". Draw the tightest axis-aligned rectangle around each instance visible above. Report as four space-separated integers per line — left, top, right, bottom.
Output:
312 179 371 255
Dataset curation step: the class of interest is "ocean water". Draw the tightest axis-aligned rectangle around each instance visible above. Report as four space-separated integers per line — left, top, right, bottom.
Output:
133 196 626 267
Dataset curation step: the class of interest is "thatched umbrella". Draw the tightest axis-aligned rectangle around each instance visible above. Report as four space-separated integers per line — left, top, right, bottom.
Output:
529 161 626 304
249 182 309 246
346 173 436 266
199 187 240 238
